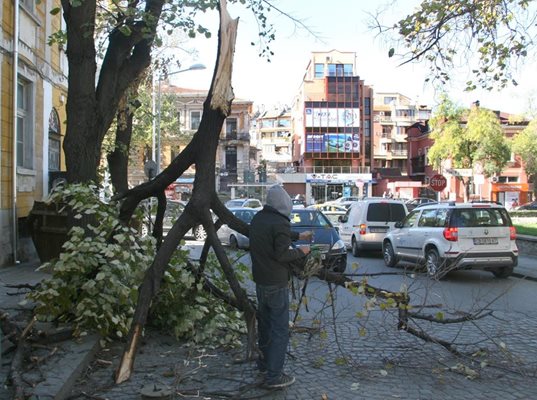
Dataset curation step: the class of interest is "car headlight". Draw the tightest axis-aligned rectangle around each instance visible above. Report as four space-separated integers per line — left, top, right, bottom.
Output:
331 239 345 251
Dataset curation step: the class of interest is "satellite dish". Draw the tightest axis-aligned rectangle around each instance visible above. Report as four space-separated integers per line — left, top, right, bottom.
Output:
144 160 158 179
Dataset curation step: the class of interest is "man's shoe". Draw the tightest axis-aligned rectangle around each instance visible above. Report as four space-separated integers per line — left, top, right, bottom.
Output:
264 373 295 389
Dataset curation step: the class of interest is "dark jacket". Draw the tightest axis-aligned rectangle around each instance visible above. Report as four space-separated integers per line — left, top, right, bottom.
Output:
250 205 305 286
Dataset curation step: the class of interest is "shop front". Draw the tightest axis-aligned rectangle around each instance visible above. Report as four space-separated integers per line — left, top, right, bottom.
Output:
491 183 532 208
306 173 373 203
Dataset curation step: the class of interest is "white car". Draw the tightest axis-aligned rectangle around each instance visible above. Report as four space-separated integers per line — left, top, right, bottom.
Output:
224 198 263 209
217 207 258 249
382 202 518 279
338 198 408 256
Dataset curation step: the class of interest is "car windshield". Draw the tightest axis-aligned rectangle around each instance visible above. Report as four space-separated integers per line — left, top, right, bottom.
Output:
233 209 257 224
228 200 246 207
449 208 511 227
367 203 406 222
290 210 331 227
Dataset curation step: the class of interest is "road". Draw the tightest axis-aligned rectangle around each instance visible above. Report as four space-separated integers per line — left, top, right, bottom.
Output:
186 240 537 318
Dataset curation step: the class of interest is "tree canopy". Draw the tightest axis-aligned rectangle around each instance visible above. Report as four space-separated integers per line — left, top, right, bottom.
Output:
428 96 511 199
384 0 537 91
512 120 537 193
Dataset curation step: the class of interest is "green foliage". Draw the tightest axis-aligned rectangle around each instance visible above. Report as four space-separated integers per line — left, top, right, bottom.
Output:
150 252 246 346
512 120 537 184
429 96 510 177
392 0 536 90
28 184 245 346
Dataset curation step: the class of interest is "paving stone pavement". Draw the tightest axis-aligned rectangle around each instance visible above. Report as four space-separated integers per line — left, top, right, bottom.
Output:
68 310 537 400
3 257 537 399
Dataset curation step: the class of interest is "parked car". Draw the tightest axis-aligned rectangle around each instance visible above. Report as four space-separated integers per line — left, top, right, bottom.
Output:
225 198 263 209
338 199 408 256
307 203 348 226
217 207 258 249
405 197 437 211
382 202 518 279
515 200 537 210
290 209 347 272
142 200 210 241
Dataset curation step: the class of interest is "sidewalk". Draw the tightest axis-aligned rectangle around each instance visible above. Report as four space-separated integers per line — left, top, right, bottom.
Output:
2 251 537 399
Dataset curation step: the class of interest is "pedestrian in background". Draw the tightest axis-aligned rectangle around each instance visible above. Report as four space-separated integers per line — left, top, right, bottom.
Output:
249 184 312 389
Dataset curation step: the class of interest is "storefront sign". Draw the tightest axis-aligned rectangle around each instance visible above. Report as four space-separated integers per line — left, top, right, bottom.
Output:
306 173 372 184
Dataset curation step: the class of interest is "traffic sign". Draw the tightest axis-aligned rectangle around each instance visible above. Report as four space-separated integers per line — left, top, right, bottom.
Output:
429 174 447 192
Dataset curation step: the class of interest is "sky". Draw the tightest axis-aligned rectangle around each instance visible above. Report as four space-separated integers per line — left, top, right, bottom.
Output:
170 0 537 115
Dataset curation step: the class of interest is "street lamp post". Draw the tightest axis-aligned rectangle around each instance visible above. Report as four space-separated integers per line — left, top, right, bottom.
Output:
153 63 206 175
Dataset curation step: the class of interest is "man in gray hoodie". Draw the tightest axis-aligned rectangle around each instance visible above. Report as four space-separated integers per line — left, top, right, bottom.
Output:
249 184 311 389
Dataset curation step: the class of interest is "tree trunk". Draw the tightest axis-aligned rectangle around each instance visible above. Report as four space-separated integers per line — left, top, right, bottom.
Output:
108 99 141 194
115 0 240 383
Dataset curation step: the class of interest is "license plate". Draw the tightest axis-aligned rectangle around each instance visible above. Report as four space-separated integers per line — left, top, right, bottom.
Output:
369 227 388 233
473 237 498 245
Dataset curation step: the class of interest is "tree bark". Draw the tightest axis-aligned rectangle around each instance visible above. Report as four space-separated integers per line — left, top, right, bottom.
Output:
62 0 164 183
108 99 141 194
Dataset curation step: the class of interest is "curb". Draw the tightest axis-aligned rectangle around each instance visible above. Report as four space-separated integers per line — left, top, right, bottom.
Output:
33 334 101 400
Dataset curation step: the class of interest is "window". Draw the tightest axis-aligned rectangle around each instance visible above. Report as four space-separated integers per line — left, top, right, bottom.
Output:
314 63 324 78
226 118 237 139
343 64 353 76
48 108 61 171
364 98 371 115
402 210 420 228
190 111 201 130
327 64 336 76
418 209 438 227
17 79 33 169
364 120 371 137
383 96 396 105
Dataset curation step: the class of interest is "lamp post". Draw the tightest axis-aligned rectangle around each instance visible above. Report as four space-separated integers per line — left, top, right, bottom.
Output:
153 63 206 175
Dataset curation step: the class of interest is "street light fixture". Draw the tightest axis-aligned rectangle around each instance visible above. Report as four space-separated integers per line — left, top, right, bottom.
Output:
153 63 206 175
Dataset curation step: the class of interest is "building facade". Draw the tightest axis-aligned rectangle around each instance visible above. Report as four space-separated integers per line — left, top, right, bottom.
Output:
372 92 432 198
406 107 531 205
1 0 67 266
287 50 373 203
253 107 293 173
159 86 255 193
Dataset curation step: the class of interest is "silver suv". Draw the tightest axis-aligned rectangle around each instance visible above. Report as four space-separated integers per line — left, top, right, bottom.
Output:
382 202 518 279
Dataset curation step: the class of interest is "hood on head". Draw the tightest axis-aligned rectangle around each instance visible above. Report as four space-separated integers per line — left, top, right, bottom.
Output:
266 185 292 217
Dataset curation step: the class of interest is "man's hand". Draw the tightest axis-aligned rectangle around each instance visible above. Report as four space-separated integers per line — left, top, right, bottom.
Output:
299 245 311 255
299 230 314 241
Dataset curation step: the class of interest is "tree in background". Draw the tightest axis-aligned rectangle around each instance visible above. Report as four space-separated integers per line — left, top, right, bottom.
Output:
428 96 511 200
512 120 537 195
382 0 537 91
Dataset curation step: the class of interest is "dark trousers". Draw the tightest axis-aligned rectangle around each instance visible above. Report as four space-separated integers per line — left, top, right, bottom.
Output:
256 284 289 382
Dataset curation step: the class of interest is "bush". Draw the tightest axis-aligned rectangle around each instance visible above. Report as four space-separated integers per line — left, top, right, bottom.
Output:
28 184 245 346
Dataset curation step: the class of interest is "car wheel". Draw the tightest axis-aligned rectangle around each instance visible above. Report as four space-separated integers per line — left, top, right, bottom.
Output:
193 225 207 241
383 241 397 268
229 235 238 250
425 248 447 280
492 267 513 279
351 238 360 257
332 257 347 273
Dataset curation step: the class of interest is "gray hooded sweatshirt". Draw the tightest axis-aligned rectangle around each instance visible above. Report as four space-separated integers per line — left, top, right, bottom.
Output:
249 185 305 286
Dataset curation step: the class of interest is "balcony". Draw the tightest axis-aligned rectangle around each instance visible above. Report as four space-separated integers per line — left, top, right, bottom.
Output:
391 149 408 158
222 132 250 142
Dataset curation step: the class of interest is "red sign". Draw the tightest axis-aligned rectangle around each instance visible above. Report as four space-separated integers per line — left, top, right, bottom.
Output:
429 174 447 192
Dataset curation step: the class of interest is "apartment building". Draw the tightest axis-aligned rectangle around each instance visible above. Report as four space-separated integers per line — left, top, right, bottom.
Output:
1 0 68 266
372 92 431 197
159 86 255 193
253 107 292 172
287 50 373 203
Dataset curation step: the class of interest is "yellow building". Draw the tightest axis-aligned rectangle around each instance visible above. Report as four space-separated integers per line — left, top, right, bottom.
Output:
1 0 67 266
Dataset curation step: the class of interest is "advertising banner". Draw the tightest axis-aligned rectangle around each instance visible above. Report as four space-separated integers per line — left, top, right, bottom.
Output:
305 108 360 127
306 133 360 153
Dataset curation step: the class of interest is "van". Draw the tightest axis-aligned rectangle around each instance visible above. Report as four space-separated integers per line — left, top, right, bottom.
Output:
338 198 408 256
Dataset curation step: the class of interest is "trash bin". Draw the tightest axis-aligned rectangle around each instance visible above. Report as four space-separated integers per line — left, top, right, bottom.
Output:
28 201 69 263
